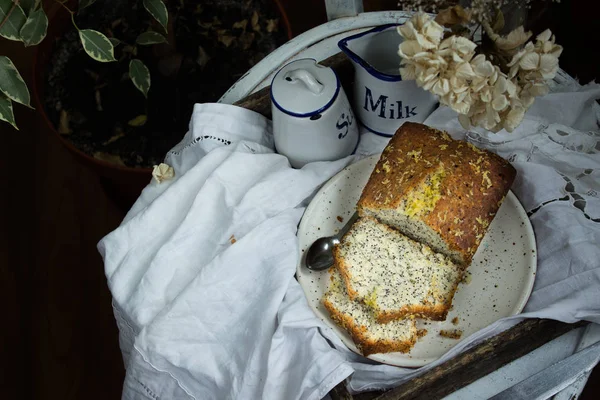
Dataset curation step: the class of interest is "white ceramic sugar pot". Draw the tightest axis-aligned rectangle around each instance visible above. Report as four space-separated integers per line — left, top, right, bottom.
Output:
270 59 359 168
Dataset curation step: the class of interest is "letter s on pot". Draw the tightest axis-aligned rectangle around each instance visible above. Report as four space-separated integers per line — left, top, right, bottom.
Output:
270 58 359 168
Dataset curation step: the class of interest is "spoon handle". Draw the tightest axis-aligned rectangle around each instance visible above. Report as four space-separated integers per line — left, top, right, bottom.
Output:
337 211 359 239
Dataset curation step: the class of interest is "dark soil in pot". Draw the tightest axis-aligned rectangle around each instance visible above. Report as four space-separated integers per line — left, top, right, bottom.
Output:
44 0 288 168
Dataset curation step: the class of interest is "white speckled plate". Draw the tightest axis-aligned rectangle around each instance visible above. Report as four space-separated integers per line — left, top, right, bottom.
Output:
296 154 537 368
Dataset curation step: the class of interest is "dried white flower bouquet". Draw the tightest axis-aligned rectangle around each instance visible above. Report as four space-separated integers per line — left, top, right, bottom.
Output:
397 1 562 132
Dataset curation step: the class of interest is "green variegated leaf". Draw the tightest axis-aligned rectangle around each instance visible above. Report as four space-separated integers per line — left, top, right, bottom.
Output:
0 93 17 129
0 0 27 41
79 0 97 11
0 56 31 107
143 0 168 31
19 0 35 15
79 29 116 62
136 31 166 45
19 7 47 46
129 59 150 98
108 37 120 46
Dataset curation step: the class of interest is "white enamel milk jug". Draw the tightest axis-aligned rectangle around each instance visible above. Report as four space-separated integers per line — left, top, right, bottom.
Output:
338 24 438 136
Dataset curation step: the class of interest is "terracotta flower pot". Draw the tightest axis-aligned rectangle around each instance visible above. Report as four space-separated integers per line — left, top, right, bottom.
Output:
32 1 293 211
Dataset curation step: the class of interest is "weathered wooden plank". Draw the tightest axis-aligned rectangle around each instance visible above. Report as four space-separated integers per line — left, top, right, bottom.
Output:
233 52 354 119
372 319 584 400
331 384 383 400
329 320 582 400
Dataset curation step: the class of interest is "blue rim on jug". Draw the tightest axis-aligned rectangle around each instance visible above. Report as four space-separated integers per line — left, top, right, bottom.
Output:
270 58 341 118
338 24 403 83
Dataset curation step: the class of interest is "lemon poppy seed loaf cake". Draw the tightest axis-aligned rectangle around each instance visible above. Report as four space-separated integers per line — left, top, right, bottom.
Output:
357 122 516 267
333 216 463 323
322 268 418 356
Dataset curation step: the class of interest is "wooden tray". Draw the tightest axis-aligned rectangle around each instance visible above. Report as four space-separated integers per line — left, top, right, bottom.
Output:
233 52 585 400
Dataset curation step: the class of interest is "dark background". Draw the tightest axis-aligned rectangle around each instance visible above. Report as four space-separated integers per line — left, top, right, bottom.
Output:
1 0 598 399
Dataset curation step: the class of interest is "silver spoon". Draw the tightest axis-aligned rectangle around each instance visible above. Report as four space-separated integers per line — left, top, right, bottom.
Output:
305 211 359 271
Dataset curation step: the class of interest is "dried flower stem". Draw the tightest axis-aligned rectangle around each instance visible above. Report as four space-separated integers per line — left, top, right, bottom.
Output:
481 19 499 42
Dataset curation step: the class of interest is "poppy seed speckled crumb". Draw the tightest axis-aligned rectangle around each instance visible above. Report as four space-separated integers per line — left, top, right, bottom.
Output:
334 216 463 323
322 269 418 356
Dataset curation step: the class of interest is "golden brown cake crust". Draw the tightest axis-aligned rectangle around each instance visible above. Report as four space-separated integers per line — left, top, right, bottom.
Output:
322 297 416 356
357 122 516 266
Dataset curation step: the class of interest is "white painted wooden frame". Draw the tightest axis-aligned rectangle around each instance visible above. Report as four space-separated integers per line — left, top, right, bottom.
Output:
324 0 364 20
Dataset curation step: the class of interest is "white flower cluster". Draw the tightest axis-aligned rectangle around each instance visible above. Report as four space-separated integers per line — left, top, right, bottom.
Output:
397 13 562 132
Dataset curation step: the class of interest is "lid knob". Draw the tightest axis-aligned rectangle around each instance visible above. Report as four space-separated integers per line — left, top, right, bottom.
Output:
270 58 340 117
283 69 324 94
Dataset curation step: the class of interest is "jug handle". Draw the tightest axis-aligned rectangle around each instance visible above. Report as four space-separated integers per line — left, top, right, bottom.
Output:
283 69 324 94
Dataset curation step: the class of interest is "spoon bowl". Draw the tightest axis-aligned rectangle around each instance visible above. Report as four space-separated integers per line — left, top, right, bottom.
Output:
304 211 359 271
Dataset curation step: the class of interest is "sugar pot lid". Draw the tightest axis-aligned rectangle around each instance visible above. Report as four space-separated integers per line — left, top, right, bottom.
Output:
270 59 340 117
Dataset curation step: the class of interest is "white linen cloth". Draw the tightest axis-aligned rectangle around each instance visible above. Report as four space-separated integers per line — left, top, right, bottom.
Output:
99 83 600 400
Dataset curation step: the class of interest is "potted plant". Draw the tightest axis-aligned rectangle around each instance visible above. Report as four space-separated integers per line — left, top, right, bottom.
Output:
1 0 291 208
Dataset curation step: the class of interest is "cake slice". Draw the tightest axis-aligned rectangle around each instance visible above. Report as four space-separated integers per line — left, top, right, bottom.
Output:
322 268 418 356
357 122 516 266
334 216 463 323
